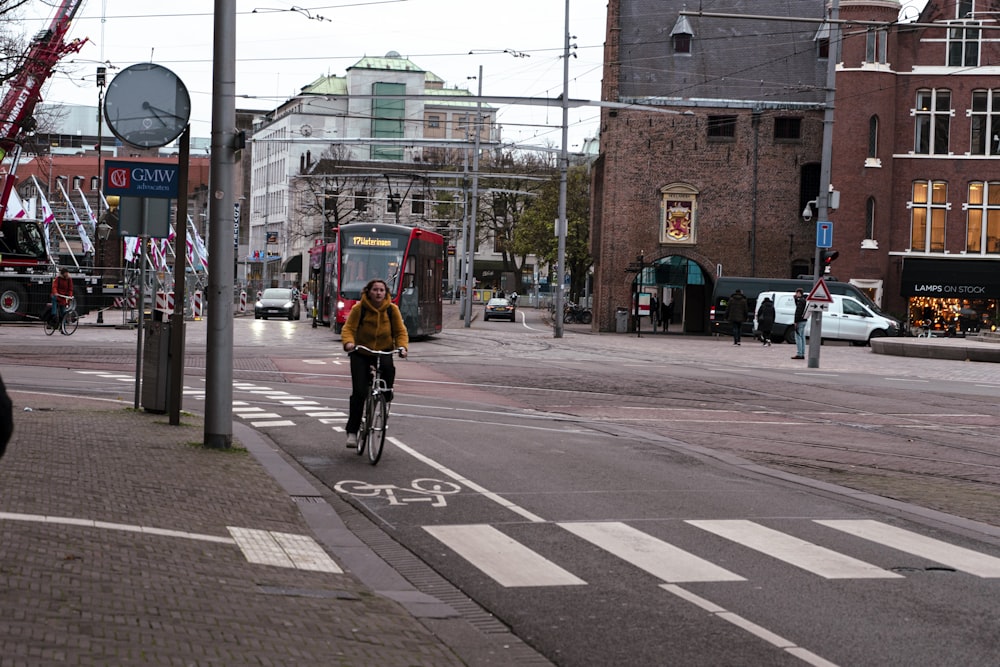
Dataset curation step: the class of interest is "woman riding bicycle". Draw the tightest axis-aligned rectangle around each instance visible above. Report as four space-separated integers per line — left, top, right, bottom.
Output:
340 278 408 448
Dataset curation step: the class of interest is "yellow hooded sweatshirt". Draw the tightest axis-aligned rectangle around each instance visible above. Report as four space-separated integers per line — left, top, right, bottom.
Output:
341 292 409 354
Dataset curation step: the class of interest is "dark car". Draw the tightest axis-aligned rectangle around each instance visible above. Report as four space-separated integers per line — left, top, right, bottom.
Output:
255 288 301 320
484 297 516 322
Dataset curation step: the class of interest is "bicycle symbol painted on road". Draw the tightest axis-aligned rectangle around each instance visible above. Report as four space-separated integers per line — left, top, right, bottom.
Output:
334 478 462 507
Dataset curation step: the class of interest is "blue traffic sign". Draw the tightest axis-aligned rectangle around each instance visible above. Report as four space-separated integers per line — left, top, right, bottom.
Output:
816 220 833 248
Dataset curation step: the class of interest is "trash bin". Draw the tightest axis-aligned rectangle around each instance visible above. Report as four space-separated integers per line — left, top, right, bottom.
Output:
141 320 171 413
615 307 629 333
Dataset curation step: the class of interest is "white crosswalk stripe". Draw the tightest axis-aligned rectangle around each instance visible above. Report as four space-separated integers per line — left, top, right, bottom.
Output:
423 520 1000 589
560 521 745 583
816 519 1000 577
423 524 586 587
687 519 902 579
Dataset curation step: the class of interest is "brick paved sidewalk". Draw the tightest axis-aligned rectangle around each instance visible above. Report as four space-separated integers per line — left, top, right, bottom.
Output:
0 392 471 666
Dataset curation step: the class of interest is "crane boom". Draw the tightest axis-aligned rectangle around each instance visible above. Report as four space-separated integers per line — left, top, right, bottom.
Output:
0 0 88 220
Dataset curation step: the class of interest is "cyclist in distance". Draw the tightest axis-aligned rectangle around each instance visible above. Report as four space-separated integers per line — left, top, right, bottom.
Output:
340 278 408 448
51 268 74 321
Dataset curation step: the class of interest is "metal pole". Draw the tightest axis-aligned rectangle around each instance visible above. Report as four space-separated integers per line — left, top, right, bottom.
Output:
463 66 483 327
96 67 105 324
807 0 839 369
167 126 190 425
554 0 570 338
204 0 237 448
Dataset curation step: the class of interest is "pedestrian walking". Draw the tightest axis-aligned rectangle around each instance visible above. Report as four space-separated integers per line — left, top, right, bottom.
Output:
650 295 659 333
661 300 673 333
792 288 808 359
727 289 749 345
755 296 775 346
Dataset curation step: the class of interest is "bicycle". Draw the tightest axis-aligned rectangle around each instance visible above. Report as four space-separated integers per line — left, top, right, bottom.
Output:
44 295 78 336
350 345 405 465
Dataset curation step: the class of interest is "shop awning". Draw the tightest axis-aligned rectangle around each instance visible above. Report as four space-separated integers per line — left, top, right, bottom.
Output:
900 258 1000 298
282 254 302 274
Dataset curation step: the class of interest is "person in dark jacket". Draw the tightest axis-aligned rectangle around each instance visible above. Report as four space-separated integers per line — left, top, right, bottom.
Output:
755 297 775 347
0 373 11 459
727 289 749 345
792 288 808 359
341 279 409 448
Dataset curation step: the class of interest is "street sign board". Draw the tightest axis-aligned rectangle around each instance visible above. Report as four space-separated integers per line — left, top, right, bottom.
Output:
104 160 179 199
816 220 833 248
806 277 834 303
807 302 829 312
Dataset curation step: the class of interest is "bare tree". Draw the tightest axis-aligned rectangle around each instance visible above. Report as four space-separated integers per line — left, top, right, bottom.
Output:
288 144 379 246
475 147 554 292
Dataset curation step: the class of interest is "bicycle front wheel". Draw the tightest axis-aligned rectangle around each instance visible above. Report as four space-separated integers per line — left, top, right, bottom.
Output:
356 395 372 456
367 393 388 465
61 310 79 335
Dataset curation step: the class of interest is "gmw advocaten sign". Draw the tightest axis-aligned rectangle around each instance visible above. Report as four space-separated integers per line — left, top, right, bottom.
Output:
104 160 179 199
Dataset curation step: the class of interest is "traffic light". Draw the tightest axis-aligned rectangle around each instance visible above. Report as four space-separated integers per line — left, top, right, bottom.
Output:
820 249 839 273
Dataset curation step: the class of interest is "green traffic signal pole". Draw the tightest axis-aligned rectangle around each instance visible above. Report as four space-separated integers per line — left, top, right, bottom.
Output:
808 0 840 370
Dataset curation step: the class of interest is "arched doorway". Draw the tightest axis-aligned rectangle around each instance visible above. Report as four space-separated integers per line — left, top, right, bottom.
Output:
632 255 712 333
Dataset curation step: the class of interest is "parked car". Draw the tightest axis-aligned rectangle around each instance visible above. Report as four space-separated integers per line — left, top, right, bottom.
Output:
255 288 301 320
484 297 516 322
757 291 900 346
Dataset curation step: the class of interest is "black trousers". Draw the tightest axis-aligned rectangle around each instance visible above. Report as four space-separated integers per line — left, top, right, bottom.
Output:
346 352 395 434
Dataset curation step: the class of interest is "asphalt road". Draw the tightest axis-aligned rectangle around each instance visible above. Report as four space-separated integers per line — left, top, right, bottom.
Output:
3 307 999 666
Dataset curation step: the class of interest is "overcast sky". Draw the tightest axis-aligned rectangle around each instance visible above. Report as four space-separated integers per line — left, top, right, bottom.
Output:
26 0 608 151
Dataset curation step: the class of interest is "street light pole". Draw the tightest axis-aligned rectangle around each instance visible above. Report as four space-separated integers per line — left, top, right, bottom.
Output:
463 66 483 328
807 0 840 369
554 0 570 338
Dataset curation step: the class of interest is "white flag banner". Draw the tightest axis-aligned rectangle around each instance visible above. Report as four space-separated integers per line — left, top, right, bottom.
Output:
4 188 26 219
31 175 54 250
57 180 93 254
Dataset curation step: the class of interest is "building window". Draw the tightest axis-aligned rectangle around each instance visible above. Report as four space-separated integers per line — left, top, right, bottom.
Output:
411 193 425 215
386 194 401 213
910 180 947 252
868 116 878 158
354 190 368 211
969 90 1000 155
707 116 736 141
966 181 1000 253
670 14 693 54
371 82 404 161
947 21 981 67
427 115 440 129
959 0 974 18
773 117 801 141
914 89 951 155
90 176 99 190
865 197 876 240
814 22 830 59
865 28 887 64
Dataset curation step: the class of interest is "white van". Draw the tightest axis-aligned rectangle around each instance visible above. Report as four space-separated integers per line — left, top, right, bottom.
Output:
757 291 900 346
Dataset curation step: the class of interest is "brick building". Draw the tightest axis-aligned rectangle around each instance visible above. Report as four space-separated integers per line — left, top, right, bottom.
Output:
830 0 1000 334
592 0 828 333
593 0 1000 335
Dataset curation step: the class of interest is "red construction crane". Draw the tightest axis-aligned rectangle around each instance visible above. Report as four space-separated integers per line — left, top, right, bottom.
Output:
0 0 88 220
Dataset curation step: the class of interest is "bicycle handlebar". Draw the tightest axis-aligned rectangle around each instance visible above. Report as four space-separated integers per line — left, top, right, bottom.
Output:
351 345 406 357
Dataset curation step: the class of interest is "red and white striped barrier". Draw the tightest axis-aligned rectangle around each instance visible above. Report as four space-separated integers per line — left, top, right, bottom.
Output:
193 291 203 319
155 291 174 315
239 290 247 313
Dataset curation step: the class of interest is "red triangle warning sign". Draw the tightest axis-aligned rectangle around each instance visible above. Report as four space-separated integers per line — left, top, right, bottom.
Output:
806 278 834 303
